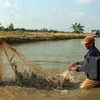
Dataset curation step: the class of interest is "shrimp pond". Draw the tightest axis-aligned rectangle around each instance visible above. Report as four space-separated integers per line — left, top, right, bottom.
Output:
0 38 100 100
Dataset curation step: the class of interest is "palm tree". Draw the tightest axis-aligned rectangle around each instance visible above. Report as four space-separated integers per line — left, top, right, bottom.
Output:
70 23 84 34
70 23 78 33
77 23 84 33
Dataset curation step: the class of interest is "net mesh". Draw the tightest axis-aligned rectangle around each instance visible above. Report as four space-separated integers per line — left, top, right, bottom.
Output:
0 41 71 89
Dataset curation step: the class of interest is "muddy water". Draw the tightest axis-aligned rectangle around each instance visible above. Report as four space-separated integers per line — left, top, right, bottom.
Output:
1 38 100 100
0 83 100 100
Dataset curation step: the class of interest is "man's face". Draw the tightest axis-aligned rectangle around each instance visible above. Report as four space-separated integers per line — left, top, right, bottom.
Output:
85 42 93 50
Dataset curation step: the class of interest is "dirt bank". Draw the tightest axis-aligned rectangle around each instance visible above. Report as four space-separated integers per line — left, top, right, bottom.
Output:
0 85 100 100
0 31 97 44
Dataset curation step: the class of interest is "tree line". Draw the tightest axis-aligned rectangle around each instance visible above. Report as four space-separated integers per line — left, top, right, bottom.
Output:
0 23 67 33
0 23 14 31
0 22 85 34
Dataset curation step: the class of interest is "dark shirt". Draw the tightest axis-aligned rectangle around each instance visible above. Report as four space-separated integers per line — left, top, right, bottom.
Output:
76 46 100 81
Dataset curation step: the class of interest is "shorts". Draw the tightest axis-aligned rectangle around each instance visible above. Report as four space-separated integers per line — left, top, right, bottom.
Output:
80 78 100 89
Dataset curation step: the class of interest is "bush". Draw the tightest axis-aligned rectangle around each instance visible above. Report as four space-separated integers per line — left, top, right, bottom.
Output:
16 30 24 35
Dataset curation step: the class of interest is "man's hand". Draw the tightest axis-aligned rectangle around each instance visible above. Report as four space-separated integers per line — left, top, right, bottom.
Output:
69 62 77 67
67 62 78 71
67 65 77 71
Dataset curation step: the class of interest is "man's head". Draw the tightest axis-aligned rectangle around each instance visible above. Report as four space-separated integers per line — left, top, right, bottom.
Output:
81 36 95 50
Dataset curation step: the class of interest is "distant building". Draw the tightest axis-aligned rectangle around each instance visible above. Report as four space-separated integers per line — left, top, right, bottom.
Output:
92 30 100 36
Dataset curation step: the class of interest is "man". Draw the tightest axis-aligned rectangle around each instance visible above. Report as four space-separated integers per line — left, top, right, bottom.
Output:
68 36 100 89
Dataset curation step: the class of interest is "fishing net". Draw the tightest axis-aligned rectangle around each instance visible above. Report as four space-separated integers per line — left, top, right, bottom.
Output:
0 40 72 89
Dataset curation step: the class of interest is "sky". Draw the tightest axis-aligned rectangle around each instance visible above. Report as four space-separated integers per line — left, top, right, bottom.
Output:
0 0 100 33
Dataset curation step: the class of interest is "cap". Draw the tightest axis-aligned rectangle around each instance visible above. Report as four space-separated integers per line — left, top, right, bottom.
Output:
81 36 95 44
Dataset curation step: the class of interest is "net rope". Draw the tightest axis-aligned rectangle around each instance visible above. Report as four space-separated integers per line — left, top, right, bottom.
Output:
0 41 71 89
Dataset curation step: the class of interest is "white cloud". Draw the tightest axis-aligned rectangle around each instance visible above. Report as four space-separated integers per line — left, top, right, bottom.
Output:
1 1 15 7
67 11 85 17
76 0 94 4
75 12 85 16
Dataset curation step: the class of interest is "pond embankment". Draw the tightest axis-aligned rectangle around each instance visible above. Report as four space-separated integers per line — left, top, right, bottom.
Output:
0 31 97 44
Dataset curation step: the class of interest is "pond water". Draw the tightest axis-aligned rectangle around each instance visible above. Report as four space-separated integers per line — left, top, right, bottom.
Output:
12 39 87 68
12 38 100 68
1 38 100 100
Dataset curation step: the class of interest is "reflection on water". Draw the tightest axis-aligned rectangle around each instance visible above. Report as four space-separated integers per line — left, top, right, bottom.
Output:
1 38 100 100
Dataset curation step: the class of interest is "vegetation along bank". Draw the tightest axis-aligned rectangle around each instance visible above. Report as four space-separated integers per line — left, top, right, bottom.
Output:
0 22 99 44
0 31 97 44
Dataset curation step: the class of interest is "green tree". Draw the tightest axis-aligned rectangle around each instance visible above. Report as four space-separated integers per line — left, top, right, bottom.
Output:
0 26 5 31
8 23 14 31
0 23 5 31
40 28 48 32
70 23 84 34
0 23 1 31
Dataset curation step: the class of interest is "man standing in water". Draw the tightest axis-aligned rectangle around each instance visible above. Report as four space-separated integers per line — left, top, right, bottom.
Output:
68 36 100 89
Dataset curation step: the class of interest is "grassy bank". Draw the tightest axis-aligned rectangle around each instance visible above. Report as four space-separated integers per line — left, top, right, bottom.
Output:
0 31 97 44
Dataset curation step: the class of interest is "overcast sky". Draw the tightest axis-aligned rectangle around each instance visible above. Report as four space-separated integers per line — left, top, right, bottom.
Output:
0 0 100 33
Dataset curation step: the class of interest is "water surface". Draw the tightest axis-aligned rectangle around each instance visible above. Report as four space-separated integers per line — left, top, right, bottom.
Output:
12 39 88 68
1 38 100 100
